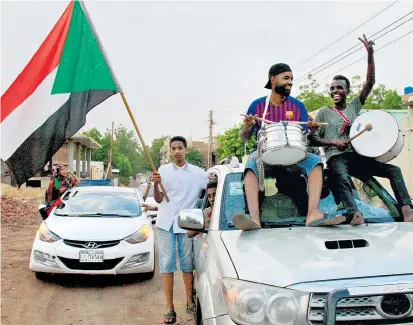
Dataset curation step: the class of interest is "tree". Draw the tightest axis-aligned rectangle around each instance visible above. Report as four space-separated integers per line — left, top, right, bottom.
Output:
297 74 402 111
216 123 256 160
296 75 330 112
83 125 143 185
186 147 204 167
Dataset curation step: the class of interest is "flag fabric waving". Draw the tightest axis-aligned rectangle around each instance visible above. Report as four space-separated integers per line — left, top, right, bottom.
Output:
1 0 118 186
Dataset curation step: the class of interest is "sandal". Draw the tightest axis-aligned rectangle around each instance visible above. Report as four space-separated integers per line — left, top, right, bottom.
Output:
186 303 196 314
233 213 261 230
306 212 346 227
164 310 176 324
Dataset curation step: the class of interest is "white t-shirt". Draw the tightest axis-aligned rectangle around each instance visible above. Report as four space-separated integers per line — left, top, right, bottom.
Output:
155 162 209 233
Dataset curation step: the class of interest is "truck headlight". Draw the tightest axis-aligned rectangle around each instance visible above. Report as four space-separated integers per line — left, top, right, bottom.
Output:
222 278 309 325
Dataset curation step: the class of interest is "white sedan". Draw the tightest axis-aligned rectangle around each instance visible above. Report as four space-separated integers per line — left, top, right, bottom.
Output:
30 186 155 280
137 182 159 223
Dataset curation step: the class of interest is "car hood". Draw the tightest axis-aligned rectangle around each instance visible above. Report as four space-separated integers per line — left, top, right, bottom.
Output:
220 223 413 288
46 215 146 241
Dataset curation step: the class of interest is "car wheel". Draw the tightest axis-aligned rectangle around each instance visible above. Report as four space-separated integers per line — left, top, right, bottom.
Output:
35 272 50 281
141 269 155 280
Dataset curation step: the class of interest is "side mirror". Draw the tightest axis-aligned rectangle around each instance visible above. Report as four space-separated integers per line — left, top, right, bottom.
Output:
178 209 205 231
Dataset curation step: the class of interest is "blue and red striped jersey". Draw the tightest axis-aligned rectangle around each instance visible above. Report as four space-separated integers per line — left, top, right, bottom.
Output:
246 95 309 136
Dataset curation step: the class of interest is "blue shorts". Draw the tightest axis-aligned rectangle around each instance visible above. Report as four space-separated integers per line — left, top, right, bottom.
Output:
245 150 323 180
157 226 193 274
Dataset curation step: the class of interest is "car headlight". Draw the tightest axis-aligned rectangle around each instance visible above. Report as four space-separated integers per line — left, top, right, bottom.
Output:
124 225 150 244
222 278 309 325
38 223 61 243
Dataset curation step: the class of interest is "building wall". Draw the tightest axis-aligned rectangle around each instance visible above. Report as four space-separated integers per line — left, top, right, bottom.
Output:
53 142 70 165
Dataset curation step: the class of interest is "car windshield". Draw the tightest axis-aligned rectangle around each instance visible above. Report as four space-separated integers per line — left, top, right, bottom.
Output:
54 191 142 217
219 172 398 230
138 183 154 197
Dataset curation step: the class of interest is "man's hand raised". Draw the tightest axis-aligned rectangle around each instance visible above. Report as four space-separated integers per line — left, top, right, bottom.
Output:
359 34 375 53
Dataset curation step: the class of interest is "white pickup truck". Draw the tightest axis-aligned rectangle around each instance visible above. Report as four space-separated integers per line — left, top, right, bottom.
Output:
179 157 413 325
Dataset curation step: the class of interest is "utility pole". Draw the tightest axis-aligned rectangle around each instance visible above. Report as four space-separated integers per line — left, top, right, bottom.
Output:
208 110 214 168
105 121 114 179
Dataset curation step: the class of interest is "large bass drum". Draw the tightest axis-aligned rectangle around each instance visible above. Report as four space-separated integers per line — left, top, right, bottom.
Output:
350 110 404 163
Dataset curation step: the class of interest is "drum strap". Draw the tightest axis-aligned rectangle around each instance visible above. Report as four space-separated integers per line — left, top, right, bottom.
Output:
257 130 266 192
257 95 272 191
331 106 350 135
261 95 271 129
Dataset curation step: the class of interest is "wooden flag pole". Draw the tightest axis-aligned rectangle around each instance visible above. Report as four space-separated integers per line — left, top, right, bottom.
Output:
119 92 170 202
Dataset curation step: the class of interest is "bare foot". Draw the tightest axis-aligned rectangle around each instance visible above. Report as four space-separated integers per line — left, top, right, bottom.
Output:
402 206 413 222
351 212 365 225
233 213 261 230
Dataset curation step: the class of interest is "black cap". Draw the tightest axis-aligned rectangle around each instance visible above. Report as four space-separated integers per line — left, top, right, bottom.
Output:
264 63 292 89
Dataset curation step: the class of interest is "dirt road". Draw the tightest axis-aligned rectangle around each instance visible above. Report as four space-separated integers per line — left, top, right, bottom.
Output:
1 195 193 325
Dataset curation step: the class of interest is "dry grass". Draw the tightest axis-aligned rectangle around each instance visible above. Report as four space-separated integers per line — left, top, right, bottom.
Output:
1 183 45 199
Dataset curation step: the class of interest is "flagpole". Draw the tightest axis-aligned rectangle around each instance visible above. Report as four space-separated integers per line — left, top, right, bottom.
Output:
119 92 170 202
79 1 169 202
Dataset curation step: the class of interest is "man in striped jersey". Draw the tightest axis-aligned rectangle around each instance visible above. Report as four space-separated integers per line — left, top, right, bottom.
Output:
234 63 345 230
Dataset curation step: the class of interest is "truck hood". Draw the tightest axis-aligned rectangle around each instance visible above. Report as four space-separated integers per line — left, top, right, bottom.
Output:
220 223 413 288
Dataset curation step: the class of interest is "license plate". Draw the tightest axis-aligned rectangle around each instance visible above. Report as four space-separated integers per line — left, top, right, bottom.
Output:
79 251 104 263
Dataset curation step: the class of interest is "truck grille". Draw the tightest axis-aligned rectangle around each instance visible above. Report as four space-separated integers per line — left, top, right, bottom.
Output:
308 293 413 324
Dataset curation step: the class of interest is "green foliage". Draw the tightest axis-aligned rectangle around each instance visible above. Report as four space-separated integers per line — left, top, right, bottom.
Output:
83 125 144 184
186 147 205 167
297 74 402 111
296 75 330 112
216 123 256 160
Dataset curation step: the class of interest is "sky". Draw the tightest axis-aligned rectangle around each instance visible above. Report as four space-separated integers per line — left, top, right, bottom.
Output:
2 0 413 145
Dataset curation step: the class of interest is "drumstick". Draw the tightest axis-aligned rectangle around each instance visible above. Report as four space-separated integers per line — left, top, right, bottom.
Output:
240 114 329 126
346 123 373 143
281 120 329 126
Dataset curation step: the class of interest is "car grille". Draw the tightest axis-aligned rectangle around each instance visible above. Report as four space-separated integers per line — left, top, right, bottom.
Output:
63 239 120 249
308 293 413 324
58 257 124 270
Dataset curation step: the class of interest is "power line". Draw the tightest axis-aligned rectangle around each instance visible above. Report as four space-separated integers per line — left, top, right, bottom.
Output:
296 10 413 84
298 0 399 66
295 14 413 84
322 30 413 81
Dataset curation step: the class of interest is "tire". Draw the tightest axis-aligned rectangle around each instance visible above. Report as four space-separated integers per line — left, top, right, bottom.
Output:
35 272 50 281
141 269 155 280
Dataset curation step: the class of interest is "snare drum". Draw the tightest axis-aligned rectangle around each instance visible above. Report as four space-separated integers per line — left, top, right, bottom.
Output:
350 110 404 163
259 122 307 166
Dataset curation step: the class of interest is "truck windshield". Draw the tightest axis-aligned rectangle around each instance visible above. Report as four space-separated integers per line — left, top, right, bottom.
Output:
219 172 397 230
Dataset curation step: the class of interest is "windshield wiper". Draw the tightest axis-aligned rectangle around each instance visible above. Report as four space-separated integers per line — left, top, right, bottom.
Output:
263 221 306 228
78 213 134 218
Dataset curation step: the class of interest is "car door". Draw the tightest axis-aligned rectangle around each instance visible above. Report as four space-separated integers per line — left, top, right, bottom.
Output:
193 190 208 277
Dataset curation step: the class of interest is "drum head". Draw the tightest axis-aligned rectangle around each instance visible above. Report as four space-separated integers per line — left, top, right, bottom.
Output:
350 111 400 158
262 147 306 166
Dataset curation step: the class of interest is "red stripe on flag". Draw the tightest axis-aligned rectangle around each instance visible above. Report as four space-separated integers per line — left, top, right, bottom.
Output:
1 1 74 123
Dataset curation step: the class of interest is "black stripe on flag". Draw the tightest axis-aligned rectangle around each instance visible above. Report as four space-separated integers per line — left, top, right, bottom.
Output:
6 90 116 186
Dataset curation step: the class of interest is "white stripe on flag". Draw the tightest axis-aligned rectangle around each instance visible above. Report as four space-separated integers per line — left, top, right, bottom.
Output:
0 69 69 160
